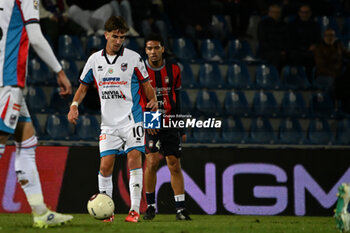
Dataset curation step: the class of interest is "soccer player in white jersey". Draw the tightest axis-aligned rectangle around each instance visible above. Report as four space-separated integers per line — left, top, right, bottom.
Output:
67 16 157 223
0 0 73 228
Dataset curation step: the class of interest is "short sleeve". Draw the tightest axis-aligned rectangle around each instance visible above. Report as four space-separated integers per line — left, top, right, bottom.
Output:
174 64 182 90
20 0 40 25
135 55 149 83
79 56 95 85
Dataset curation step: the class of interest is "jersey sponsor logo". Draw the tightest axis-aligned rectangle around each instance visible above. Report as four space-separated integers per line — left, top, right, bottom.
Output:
156 87 170 95
98 77 127 86
121 63 128 72
101 90 126 100
12 104 21 111
99 134 106 141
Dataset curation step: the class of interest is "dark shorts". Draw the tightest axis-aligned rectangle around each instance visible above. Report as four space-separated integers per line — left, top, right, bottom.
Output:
145 128 182 157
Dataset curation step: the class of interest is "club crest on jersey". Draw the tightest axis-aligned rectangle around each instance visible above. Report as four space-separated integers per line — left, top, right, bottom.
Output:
164 76 169 84
33 0 39 10
108 68 113 74
121 63 128 72
9 115 17 126
149 140 154 148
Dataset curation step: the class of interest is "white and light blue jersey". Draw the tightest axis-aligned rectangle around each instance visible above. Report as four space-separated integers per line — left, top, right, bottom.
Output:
80 47 149 130
0 0 40 87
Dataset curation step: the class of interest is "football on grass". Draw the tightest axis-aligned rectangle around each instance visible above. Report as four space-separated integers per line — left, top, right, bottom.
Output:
87 193 115 219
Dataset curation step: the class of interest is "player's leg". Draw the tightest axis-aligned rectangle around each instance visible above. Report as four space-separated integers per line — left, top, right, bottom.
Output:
143 152 160 220
335 183 350 232
98 131 123 222
143 132 161 220
163 129 191 220
0 86 16 158
99 154 115 198
123 122 144 222
14 121 73 228
125 149 143 222
98 131 124 198
13 95 73 228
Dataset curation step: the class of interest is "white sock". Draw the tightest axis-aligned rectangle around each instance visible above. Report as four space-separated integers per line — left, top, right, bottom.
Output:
98 173 113 198
174 194 185 202
129 168 143 213
15 135 47 215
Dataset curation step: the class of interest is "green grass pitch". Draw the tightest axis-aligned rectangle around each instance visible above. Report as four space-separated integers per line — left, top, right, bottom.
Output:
0 214 338 233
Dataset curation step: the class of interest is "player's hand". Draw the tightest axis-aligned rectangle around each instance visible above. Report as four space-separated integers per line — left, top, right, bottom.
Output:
147 128 159 135
146 99 158 112
68 106 79 125
57 70 72 96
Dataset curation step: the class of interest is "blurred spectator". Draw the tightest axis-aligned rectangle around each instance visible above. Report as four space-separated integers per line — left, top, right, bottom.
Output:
40 0 85 49
257 4 289 71
342 0 350 15
314 29 350 79
163 0 225 42
131 0 169 48
335 64 350 113
288 4 321 80
213 0 256 39
66 0 138 36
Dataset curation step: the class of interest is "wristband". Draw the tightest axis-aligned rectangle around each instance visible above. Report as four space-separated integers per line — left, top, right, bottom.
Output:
71 101 79 107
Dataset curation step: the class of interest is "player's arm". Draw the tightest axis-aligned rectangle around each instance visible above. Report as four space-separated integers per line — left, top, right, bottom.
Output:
141 81 159 135
141 81 158 112
67 84 89 125
25 23 71 96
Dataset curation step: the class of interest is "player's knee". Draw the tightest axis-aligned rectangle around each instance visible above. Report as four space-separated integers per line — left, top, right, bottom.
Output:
146 154 160 170
167 157 181 173
99 164 113 176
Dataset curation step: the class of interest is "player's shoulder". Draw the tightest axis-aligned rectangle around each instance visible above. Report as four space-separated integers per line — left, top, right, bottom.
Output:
85 49 104 63
89 49 104 59
166 58 181 71
122 47 142 59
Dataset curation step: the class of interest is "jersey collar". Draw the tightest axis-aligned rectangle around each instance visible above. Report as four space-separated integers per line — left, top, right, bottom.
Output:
102 46 124 64
145 59 166 71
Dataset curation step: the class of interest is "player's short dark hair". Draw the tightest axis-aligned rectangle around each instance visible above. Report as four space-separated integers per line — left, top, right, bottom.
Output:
144 33 165 47
105 16 129 33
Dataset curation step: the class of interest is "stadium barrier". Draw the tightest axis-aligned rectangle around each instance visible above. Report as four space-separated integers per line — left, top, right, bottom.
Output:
0 146 349 216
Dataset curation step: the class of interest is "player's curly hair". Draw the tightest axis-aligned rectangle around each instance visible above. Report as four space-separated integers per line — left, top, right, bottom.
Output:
104 16 129 33
144 33 164 47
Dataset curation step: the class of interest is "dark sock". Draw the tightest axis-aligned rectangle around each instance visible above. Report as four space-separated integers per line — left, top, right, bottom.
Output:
146 192 155 206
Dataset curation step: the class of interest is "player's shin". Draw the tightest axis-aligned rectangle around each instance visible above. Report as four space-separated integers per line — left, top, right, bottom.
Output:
98 173 113 198
129 168 143 213
14 135 47 215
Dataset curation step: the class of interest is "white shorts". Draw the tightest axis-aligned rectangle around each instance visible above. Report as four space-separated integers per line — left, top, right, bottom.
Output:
0 86 31 134
99 122 145 157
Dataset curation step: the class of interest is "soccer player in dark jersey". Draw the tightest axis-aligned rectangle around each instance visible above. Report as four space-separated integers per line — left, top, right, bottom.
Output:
143 33 191 221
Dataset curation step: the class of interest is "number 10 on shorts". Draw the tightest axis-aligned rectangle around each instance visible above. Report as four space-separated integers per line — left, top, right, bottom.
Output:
144 111 161 129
